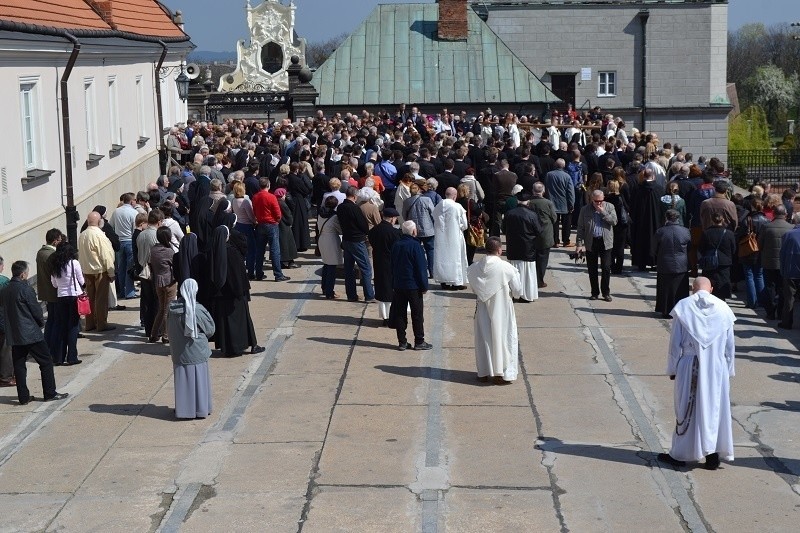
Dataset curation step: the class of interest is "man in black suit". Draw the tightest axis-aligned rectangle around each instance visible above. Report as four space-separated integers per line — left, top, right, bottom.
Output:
435 159 461 197
490 159 518 236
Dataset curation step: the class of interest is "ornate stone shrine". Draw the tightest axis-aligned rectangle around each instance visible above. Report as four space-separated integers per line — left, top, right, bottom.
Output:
218 0 305 93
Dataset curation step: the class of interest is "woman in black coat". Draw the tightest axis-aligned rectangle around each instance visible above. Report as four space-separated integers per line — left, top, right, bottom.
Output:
698 212 737 301
653 209 691 318
605 180 630 274
274 189 299 268
287 162 313 252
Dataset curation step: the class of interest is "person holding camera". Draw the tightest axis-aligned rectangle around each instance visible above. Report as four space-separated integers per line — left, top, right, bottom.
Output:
576 189 617 301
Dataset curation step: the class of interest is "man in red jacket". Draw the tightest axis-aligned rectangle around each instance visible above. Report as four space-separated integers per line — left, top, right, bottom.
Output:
252 178 290 282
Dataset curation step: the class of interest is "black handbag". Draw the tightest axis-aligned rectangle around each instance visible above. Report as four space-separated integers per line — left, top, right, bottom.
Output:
698 229 725 271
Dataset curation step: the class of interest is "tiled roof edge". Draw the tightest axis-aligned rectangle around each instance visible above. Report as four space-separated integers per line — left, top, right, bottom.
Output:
0 18 190 42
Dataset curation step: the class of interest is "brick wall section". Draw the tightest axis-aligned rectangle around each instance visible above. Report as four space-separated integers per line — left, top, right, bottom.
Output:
438 0 468 41
87 1 116 28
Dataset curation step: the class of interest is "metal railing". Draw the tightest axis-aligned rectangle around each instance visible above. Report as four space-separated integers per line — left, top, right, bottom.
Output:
728 149 800 188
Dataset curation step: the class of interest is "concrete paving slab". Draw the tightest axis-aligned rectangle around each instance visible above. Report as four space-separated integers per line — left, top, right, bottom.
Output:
692 445 800 532
66 356 173 410
0 412 28 435
75 445 191 496
442 488 560 531
0 412 130 493
0 493 69 532
316 405 425 486
338 361 429 405
443 405 548 488
214 442 318 494
235 373 339 444
552 449 681 532
271 342 350 375
518 328 606 376
302 487 419 533
440 361 531 407
530 375 637 443
602 326 671 376
181 491 305 533
48 493 167 532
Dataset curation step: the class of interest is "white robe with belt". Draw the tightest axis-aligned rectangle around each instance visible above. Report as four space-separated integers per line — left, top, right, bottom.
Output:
667 290 736 462
432 199 469 285
467 256 522 381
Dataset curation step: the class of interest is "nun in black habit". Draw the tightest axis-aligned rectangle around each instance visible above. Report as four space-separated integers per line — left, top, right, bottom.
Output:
287 165 313 251
208 225 264 357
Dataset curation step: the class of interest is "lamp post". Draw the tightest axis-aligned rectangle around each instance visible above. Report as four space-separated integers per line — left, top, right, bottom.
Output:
175 65 190 102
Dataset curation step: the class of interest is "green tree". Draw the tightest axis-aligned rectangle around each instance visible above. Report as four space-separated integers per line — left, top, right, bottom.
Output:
728 105 771 151
741 64 799 129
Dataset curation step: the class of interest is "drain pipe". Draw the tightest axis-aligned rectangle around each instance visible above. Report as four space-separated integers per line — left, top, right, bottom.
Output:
155 40 168 166
61 33 81 246
638 10 650 131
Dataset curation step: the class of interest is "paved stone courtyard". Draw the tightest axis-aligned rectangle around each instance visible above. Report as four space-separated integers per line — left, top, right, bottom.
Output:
0 243 799 532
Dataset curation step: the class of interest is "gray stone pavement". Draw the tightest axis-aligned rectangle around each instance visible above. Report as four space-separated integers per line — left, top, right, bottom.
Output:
0 240 799 532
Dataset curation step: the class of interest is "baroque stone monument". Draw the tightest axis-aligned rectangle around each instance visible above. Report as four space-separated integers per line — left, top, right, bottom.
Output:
218 0 306 93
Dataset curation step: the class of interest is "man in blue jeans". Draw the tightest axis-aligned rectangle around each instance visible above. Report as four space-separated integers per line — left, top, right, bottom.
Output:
109 193 139 298
337 187 374 302
252 177 290 282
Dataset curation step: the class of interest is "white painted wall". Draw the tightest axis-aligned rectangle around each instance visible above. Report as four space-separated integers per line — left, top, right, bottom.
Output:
0 37 187 274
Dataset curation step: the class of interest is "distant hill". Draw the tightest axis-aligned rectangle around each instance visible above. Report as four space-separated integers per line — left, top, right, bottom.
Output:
188 51 237 64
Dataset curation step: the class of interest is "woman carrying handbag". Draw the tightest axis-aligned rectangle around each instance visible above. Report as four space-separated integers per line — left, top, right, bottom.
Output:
49 242 85 365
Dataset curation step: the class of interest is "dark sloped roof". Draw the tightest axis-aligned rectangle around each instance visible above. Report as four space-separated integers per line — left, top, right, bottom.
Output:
312 3 559 106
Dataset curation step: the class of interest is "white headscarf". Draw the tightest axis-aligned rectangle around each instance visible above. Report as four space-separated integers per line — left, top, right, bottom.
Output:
180 278 200 338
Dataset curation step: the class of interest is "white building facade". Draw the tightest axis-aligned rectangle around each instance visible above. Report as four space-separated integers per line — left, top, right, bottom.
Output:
0 3 192 275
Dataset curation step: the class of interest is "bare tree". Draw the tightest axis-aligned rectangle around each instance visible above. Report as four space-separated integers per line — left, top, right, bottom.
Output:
305 32 348 68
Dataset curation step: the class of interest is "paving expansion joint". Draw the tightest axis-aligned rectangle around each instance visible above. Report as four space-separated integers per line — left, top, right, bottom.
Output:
157 280 314 533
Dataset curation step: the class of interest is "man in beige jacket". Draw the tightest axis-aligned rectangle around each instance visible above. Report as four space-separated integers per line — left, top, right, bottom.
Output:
78 212 116 332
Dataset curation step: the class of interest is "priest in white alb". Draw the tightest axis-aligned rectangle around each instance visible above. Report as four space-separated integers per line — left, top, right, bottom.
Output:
658 276 736 470
432 187 469 290
467 237 522 384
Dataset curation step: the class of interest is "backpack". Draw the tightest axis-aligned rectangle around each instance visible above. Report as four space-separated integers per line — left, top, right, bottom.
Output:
566 161 583 188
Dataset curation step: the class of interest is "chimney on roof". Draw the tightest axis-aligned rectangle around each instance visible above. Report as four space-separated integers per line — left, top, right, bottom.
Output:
87 1 116 29
438 0 468 41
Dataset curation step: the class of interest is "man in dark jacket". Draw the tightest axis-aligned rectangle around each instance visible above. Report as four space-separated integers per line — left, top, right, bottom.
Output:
490 159 518 236
36 228 62 361
529 182 557 287
758 205 793 320
503 193 543 303
389 220 431 351
435 159 461 197
653 209 691 318
778 212 800 328
337 187 374 302
0 261 67 405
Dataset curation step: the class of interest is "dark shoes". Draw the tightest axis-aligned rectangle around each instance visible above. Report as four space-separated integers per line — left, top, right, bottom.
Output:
65 360 83 366
414 342 433 351
0 378 16 387
398 342 413 351
99 326 116 332
44 392 69 402
539 282 548 288
250 345 266 354
23 393 69 403
477 376 489 383
589 295 599 301
704 453 720 470
274 276 291 282
777 323 792 330
602 295 613 302
657 453 686 467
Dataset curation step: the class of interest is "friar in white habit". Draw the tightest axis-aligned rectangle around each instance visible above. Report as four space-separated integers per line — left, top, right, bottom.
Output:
658 276 736 470
467 236 522 384
432 187 469 290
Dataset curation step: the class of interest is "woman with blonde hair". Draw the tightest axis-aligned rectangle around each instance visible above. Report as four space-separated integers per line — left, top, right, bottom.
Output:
230 180 257 278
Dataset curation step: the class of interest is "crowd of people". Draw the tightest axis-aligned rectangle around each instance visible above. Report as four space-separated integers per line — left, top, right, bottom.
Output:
0 104 797 443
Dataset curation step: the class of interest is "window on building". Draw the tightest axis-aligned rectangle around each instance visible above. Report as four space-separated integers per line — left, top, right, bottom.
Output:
598 71 616 97
108 76 121 145
19 78 43 170
136 76 146 138
84 78 99 155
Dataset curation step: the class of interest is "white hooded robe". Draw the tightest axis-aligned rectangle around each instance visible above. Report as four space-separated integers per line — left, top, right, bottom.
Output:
467 256 522 381
667 290 736 462
432 199 469 285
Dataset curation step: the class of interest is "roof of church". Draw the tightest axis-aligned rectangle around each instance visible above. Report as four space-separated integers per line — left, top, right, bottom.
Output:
0 0 186 38
311 3 559 107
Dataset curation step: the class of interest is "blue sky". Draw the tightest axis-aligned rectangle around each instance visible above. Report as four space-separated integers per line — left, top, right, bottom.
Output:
161 0 800 52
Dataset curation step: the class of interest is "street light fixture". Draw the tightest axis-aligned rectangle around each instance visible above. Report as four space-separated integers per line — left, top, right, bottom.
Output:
175 66 190 101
